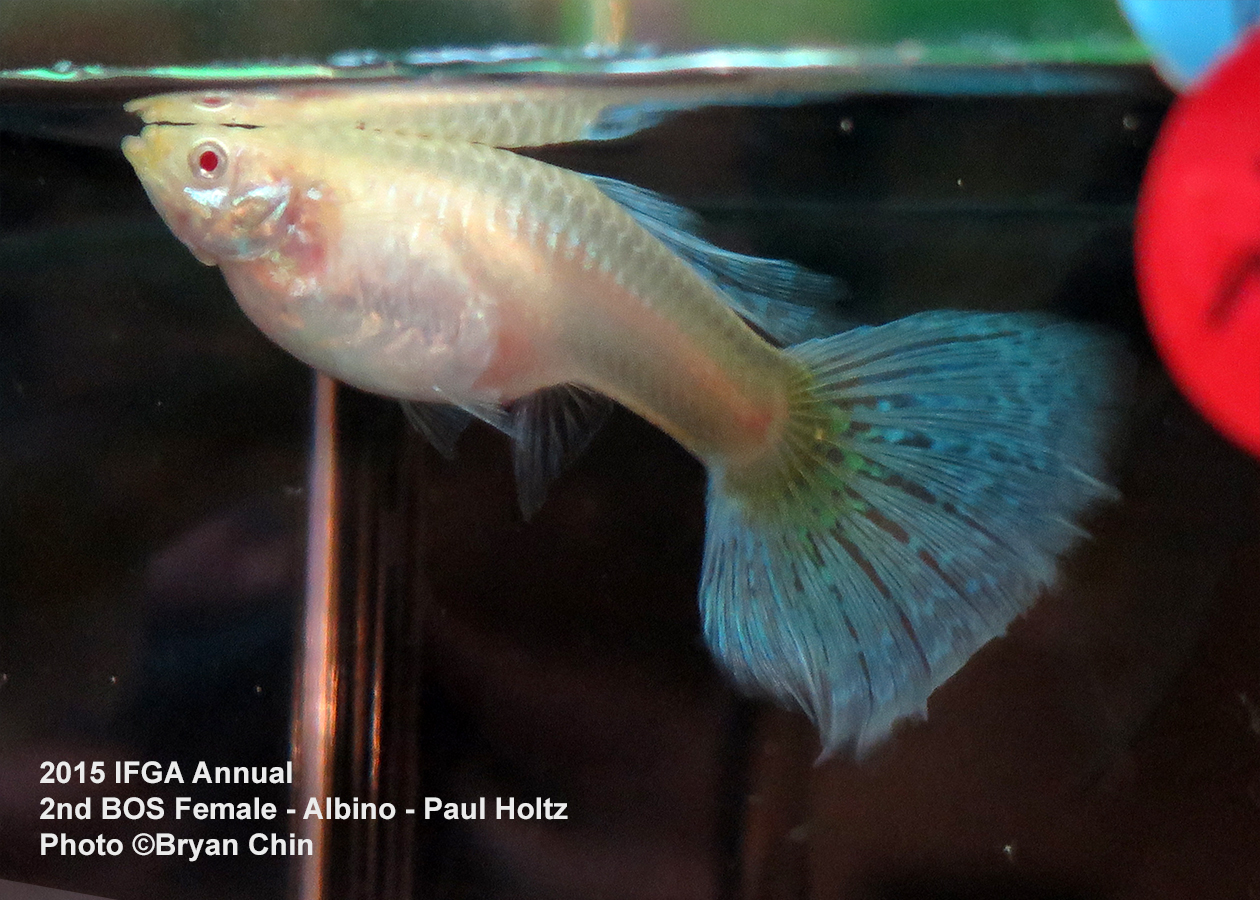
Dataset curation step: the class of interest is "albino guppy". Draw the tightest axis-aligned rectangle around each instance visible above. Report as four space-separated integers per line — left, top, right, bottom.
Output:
122 87 1126 757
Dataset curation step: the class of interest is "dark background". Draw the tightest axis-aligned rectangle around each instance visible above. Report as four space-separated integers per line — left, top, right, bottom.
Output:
4 70 1260 899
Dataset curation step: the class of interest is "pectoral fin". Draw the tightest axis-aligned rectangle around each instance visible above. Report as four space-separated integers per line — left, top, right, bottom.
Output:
399 402 473 460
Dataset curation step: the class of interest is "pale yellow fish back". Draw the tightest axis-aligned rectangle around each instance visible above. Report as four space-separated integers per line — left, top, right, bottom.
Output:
262 125 771 362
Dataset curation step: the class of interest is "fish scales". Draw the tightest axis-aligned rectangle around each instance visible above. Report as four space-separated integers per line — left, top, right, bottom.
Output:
130 123 792 465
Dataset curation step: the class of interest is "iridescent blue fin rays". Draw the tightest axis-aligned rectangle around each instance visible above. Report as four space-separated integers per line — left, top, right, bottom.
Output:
701 311 1128 757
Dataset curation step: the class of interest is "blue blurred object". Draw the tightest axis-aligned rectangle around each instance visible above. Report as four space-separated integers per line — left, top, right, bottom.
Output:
1118 0 1260 87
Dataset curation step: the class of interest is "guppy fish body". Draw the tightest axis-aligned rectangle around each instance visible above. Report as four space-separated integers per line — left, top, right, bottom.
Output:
123 89 1126 756
128 126 787 467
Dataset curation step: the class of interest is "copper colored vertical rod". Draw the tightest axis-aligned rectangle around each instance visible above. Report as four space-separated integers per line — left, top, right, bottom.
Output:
293 373 340 900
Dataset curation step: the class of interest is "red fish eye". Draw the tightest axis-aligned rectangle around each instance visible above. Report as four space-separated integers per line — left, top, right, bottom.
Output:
188 141 227 180
197 94 227 109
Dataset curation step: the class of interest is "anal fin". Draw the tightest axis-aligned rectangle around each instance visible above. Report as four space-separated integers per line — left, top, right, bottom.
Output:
510 385 613 519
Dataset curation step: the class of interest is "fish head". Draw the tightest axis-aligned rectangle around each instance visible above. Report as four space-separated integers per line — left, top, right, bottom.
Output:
122 124 296 266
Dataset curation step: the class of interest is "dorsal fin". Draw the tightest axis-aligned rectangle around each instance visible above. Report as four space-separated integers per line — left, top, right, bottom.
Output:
588 175 849 344
583 102 675 141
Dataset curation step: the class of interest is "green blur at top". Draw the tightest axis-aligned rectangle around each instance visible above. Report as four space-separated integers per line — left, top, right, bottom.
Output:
0 0 1145 72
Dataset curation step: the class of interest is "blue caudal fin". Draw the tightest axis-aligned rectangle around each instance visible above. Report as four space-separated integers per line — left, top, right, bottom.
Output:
700 311 1129 757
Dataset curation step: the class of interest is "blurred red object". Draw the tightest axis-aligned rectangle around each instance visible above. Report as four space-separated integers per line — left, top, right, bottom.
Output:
1137 26 1260 459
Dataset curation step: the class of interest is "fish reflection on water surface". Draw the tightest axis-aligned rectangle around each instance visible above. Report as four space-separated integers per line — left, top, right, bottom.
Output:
121 86 1128 757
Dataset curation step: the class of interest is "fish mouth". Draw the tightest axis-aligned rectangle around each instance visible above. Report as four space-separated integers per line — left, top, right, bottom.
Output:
121 125 191 183
120 127 168 175
120 128 180 202
120 133 147 169
126 90 256 127
125 93 197 125
123 95 156 120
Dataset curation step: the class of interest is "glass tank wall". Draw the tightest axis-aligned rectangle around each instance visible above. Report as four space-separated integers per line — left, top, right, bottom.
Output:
2 2 1258 900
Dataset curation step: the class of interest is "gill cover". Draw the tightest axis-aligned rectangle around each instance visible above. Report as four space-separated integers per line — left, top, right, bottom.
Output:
123 126 293 265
